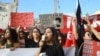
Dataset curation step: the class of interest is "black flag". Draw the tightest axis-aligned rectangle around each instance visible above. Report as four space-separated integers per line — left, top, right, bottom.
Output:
76 0 84 46
76 0 84 34
76 0 81 26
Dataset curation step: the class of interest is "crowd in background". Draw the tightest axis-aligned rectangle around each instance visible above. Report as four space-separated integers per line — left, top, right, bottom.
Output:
0 14 100 56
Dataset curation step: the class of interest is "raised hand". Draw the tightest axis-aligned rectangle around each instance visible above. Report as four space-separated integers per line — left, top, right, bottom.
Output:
72 17 77 26
39 35 45 47
84 13 91 25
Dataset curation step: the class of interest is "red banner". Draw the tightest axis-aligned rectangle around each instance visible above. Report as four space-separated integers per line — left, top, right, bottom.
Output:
60 15 75 48
60 15 72 34
10 12 34 29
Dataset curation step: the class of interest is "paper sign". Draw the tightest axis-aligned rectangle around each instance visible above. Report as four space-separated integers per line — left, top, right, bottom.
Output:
0 48 38 56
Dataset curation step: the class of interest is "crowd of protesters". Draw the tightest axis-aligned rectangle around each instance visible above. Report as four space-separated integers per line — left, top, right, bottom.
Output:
0 14 100 56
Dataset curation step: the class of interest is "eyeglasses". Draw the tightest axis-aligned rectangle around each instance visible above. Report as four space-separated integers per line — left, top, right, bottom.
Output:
33 31 39 33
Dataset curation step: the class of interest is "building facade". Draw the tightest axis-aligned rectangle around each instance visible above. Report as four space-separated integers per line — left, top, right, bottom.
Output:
39 13 63 32
0 0 18 29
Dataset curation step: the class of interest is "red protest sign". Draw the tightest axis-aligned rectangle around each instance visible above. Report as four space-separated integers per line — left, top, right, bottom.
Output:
10 12 34 29
83 40 100 56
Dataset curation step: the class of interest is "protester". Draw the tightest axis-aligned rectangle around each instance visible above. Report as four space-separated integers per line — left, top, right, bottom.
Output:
35 27 64 56
85 14 100 40
25 27 41 48
4 28 20 49
72 15 100 56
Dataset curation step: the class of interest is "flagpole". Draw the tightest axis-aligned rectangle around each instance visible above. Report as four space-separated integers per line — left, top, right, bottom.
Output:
53 0 58 28
14 0 18 12
54 0 58 14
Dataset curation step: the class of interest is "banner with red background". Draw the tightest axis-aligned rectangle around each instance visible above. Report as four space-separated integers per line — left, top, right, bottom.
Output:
10 12 34 30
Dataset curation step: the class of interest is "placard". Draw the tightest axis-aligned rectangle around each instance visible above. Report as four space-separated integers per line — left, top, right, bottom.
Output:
83 40 100 56
0 48 38 56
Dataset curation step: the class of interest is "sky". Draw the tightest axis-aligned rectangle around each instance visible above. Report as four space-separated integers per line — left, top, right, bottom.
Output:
1 0 100 18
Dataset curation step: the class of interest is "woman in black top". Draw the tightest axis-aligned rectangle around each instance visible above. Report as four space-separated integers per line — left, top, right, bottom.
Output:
35 27 64 56
25 27 41 48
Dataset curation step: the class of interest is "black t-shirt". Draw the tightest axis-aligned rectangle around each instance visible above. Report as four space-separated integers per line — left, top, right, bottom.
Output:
40 45 64 56
25 39 39 48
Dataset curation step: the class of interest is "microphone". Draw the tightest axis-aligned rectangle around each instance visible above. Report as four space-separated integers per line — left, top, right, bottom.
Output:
41 35 46 41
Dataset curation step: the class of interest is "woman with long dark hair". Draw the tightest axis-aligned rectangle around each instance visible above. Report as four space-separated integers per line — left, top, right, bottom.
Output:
4 28 20 48
35 27 64 56
25 27 41 48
